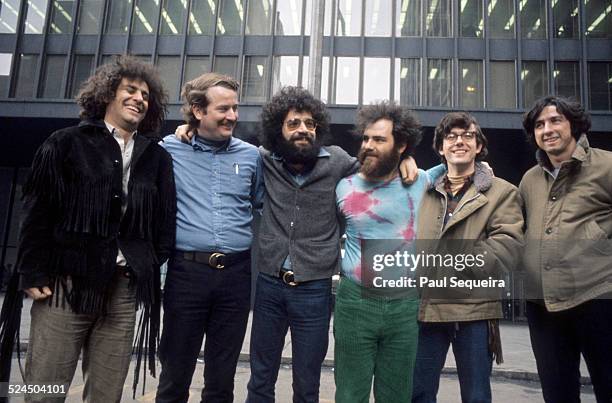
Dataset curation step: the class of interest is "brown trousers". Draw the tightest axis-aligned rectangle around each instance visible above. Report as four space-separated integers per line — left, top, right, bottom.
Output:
25 273 136 403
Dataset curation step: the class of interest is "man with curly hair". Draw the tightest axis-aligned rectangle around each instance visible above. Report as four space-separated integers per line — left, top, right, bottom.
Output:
0 55 176 402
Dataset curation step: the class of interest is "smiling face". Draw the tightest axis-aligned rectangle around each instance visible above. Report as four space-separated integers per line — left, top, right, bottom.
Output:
104 78 149 132
193 85 239 141
282 109 317 147
439 123 482 175
533 105 577 166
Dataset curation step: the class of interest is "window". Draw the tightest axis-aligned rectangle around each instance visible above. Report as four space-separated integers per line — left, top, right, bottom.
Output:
520 0 546 39
488 0 514 38
77 0 105 34
14 54 38 98
242 56 269 103
0 53 12 97
160 0 187 34
521 61 548 108
554 61 580 102
0 0 21 33
426 58 451 107
588 62 612 110
364 0 391 36
106 0 132 34
275 0 303 35
459 60 483 109
213 55 238 77
333 57 359 104
69 55 94 98
363 58 390 103
48 0 76 34
490 61 516 108
246 0 272 35
460 0 483 37
189 0 216 35
271 56 299 94
156 56 181 101
305 0 333 35
585 0 612 38
132 0 159 34
396 0 421 36
24 0 49 34
394 58 421 106
183 56 210 85
41 55 66 98
426 0 451 37
217 0 243 35
336 0 362 36
301 56 330 103
552 0 578 38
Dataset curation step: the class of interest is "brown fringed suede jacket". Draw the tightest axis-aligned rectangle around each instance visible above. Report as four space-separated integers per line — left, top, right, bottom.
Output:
0 119 176 390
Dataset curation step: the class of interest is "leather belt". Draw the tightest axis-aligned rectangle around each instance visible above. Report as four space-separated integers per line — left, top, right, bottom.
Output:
179 250 250 269
280 270 298 286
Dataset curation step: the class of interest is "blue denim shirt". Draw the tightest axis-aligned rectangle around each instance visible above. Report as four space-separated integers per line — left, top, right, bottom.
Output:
162 134 264 253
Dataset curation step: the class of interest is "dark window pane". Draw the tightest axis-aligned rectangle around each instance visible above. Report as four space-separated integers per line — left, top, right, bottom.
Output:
41 55 66 98
520 0 546 39
48 0 76 34
106 0 131 34
14 54 38 98
426 0 451 37
69 55 94 98
459 60 483 108
246 0 272 35
585 0 612 38
0 53 12 97
213 55 238 77
132 0 158 34
394 58 421 106
217 0 243 35
460 0 483 37
242 56 268 103
553 0 578 38
426 58 451 107
24 0 49 33
490 61 516 108
554 61 580 102
77 0 105 34
0 0 21 33
156 56 181 101
488 0 514 38
396 0 421 36
160 0 187 34
183 56 210 85
522 61 548 108
189 0 216 35
588 62 612 110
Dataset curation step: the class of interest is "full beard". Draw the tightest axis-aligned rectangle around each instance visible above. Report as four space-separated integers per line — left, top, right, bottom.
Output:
358 148 401 179
275 133 322 165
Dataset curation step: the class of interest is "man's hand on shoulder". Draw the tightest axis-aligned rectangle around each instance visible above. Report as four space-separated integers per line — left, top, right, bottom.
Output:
25 286 52 300
399 156 419 184
175 124 194 143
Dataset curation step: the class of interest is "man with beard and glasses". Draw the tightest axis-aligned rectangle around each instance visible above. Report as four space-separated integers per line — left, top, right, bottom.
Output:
156 73 264 403
334 101 428 403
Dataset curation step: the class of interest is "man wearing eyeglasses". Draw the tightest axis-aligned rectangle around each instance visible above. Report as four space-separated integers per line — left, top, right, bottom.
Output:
411 112 523 403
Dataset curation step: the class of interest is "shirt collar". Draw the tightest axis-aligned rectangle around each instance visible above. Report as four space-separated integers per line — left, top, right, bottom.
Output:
104 121 137 140
191 134 236 152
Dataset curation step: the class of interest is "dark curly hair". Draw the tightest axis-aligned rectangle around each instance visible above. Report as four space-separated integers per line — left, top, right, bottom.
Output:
354 101 422 158
76 55 168 134
522 96 591 146
433 112 488 163
260 86 330 153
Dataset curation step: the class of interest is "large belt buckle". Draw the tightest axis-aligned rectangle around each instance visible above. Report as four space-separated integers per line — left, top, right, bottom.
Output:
209 252 225 269
282 270 298 287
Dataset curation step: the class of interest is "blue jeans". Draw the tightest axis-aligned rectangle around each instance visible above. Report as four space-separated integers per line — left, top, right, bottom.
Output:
246 273 332 403
156 253 251 403
412 320 492 403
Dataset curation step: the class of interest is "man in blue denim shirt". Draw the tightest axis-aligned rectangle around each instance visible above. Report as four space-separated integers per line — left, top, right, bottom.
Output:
156 73 264 403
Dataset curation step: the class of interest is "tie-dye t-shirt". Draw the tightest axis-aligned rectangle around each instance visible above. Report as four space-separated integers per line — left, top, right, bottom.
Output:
336 169 429 285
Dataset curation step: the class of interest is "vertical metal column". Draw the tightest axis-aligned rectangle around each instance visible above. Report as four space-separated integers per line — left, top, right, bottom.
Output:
307 0 325 97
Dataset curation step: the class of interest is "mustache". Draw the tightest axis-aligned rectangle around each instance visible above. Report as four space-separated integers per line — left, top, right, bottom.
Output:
290 133 314 143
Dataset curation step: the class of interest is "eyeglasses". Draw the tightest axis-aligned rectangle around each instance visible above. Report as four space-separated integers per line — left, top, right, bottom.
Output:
285 118 317 131
444 131 477 142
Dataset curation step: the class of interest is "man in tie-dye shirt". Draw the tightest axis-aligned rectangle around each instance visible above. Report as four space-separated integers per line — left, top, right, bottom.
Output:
334 101 434 403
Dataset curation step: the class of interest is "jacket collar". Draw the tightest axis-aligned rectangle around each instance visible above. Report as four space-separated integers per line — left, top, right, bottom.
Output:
430 161 492 193
535 133 590 171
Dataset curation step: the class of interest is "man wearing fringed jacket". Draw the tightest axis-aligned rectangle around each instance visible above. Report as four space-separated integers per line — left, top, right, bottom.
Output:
0 55 176 402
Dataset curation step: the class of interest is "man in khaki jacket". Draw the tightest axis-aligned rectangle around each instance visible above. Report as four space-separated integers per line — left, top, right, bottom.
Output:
412 112 523 403
520 96 612 402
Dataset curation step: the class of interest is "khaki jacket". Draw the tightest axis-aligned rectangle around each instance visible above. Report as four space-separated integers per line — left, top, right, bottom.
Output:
519 135 612 312
417 163 524 322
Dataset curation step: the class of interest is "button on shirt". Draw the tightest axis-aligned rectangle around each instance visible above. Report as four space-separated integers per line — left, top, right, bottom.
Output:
161 134 265 253
105 121 135 266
